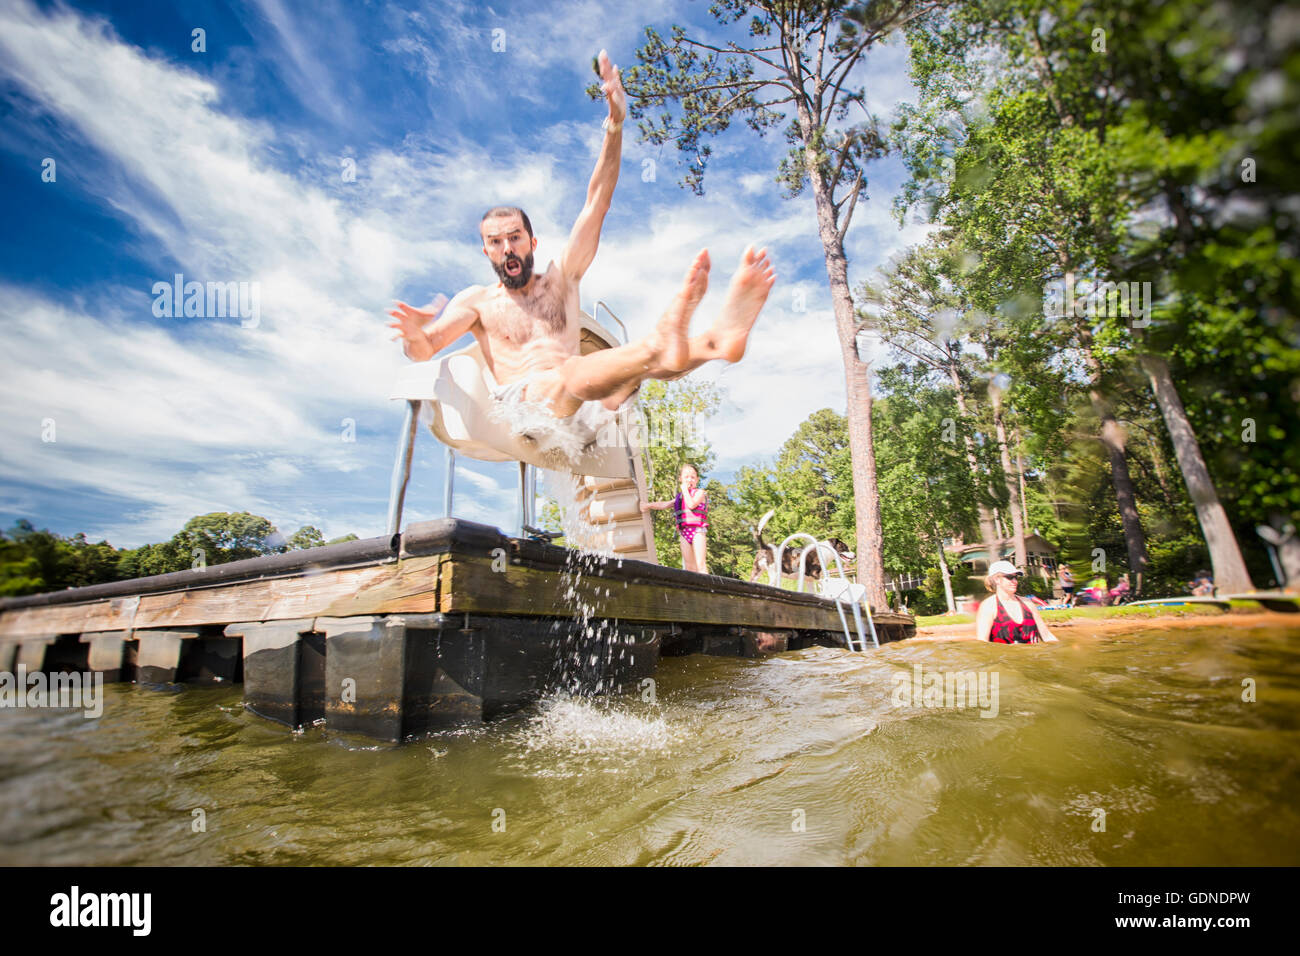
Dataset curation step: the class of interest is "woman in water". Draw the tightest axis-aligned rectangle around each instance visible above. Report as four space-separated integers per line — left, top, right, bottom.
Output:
975 560 1059 643
640 464 709 573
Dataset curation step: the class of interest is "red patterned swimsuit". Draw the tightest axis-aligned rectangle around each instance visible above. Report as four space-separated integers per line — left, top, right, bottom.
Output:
989 597 1042 644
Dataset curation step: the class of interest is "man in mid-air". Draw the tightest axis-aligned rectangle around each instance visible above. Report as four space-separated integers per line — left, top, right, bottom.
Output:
388 51 775 454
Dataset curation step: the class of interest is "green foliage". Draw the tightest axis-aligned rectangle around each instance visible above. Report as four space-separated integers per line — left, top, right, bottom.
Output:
714 409 857 574
887 0 1299 596
288 526 326 550
1 520 122 595
1 513 358 597
1143 531 1211 600
614 3 905 196
0 524 45 596
874 365 979 571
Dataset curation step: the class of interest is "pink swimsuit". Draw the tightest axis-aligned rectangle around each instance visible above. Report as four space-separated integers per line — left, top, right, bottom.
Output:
673 491 707 544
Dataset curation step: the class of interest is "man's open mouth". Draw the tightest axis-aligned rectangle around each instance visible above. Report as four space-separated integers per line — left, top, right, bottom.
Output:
505 258 522 274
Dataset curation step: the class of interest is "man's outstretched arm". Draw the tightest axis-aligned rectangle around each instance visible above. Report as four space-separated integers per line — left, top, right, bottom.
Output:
559 49 627 282
388 287 480 362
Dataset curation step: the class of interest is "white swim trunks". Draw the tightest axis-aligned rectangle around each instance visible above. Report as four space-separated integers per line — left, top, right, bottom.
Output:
488 375 621 465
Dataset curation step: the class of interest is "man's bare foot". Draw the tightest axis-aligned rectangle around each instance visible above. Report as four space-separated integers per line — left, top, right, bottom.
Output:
649 249 709 373
705 246 775 363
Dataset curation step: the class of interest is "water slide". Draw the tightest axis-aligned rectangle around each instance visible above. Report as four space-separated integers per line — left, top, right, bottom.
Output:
387 309 657 562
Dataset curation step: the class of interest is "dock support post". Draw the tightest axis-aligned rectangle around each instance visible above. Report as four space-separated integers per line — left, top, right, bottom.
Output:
0 641 18 672
136 629 199 683
80 631 135 682
15 638 56 672
317 615 411 741
226 619 321 728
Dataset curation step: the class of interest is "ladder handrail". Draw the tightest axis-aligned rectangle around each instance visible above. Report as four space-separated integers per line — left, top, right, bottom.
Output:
772 533 879 650
807 541 879 650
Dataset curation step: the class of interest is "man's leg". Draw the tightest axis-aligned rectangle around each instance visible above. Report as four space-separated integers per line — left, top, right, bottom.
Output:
646 245 776 380
555 246 776 414
553 250 709 415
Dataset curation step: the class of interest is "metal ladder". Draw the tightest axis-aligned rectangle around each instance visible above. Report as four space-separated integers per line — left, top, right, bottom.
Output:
772 533 879 651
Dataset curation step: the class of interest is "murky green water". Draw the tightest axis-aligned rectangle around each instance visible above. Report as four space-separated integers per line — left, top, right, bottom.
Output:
2 622 1297 865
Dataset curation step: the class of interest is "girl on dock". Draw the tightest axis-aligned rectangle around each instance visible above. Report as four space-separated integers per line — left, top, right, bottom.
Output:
641 464 709 574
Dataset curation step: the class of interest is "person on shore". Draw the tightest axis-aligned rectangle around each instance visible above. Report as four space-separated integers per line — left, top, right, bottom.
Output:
975 560 1059 644
387 51 776 460
1108 572 1131 605
1058 563 1076 607
1189 570 1215 596
640 464 708 574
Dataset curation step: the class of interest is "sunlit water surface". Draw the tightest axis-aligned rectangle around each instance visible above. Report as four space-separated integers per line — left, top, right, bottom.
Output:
1 621 1296 865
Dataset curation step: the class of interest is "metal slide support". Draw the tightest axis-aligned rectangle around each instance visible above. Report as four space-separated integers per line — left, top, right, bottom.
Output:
444 446 456 517
820 544 879 650
806 542 878 650
517 462 528 537
526 464 538 529
517 462 539 535
386 400 420 537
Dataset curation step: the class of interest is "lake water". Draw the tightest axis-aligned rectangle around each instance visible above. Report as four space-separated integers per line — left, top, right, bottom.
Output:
1 620 1297 865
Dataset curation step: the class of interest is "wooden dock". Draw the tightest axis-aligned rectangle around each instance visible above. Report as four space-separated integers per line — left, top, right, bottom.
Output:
0 519 915 741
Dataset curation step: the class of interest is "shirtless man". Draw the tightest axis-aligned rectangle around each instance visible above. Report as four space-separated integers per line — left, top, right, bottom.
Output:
387 50 775 438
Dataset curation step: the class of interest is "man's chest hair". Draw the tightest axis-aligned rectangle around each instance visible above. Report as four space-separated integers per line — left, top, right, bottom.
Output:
483 273 569 341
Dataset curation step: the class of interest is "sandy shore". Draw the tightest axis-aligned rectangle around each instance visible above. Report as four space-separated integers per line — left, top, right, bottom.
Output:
913 609 1300 642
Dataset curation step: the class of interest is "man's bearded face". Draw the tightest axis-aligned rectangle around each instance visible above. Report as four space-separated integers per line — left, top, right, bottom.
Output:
493 249 534 289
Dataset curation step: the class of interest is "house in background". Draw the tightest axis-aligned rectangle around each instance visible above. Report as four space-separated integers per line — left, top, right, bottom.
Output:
879 533 1063 606
943 533 1061 582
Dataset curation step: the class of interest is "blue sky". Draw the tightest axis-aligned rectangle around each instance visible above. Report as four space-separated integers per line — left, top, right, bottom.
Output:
0 0 929 548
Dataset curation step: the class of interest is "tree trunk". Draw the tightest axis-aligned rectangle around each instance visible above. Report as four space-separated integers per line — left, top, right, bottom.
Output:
936 540 956 613
949 371 1000 562
991 390 1028 568
1077 324 1149 594
1139 352 1254 592
1149 185 1255 594
1014 423 1030 533
804 166 887 610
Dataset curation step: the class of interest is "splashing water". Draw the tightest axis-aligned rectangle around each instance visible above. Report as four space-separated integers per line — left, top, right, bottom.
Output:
540 469 645 698
487 389 615 470
517 693 676 764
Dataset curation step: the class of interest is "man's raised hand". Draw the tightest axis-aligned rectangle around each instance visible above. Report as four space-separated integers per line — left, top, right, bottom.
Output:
597 49 626 126
387 294 447 360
